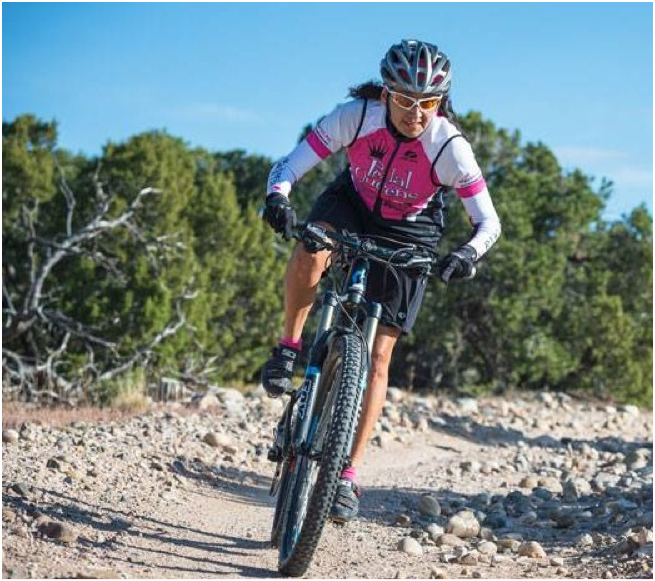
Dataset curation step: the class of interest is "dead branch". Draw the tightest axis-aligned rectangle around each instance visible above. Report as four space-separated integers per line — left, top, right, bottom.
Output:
2 165 191 405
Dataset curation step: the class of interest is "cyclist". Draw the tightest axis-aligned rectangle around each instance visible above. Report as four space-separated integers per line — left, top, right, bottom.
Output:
262 39 501 523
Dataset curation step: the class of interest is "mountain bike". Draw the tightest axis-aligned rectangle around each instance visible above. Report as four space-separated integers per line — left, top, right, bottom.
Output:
267 222 445 577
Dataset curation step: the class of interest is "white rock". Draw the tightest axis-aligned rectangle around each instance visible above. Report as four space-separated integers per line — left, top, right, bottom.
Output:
518 541 547 559
446 510 480 538
577 533 594 547
202 432 232 448
397 536 423 556
387 387 404 403
2 430 19 444
477 541 498 555
456 398 478 414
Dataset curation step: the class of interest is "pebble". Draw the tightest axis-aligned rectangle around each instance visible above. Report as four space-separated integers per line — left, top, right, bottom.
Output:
426 523 444 540
577 533 594 547
436 533 467 547
38 521 78 543
2 429 19 444
519 475 539 489
538 476 563 494
395 514 412 527
518 541 547 559
446 510 480 538
10 482 31 498
202 432 231 448
417 494 441 517
477 541 498 555
397 536 423 556
387 387 404 403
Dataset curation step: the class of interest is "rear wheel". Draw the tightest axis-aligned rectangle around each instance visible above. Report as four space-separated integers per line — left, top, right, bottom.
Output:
278 334 366 577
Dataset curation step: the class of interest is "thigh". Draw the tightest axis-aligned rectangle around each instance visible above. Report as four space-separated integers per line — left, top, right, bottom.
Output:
366 265 429 335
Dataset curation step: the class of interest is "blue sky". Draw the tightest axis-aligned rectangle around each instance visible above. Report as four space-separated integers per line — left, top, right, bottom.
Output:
3 3 653 220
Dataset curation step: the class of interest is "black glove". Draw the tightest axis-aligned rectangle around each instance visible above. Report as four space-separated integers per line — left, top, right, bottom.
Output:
439 245 477 283
263 193 297 241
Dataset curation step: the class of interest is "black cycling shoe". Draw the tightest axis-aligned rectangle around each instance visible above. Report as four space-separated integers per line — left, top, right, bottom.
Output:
330 479 361 523
261 345 300 398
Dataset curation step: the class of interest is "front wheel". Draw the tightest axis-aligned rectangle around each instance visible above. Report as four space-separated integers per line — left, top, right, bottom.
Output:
278 333 367 577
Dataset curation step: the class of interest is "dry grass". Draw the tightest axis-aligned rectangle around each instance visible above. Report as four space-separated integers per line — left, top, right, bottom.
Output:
1 401 149 430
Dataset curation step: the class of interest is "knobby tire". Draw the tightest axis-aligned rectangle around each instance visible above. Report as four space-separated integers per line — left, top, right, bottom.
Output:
278 333 366 577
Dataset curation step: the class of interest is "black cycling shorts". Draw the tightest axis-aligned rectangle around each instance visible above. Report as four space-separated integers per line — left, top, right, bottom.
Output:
306 170 442 334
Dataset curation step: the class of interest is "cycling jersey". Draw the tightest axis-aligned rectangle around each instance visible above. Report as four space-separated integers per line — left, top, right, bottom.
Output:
267 99 501 258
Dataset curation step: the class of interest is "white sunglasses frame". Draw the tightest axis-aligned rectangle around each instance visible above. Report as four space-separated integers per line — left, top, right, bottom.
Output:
387 89 444 112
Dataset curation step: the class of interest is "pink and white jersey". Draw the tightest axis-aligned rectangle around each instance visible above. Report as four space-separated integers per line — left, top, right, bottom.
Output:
267 99 501 258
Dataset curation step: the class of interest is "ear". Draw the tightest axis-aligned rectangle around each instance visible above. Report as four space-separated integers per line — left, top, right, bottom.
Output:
380 86 389 104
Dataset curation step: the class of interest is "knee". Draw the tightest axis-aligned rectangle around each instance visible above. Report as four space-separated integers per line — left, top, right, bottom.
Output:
370 348 392 380
290 244 330 276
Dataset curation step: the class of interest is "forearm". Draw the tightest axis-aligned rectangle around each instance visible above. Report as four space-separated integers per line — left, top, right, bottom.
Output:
459 188 501 259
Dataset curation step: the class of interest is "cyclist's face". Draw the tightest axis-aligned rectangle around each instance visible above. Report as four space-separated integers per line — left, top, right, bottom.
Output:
383 88 441 138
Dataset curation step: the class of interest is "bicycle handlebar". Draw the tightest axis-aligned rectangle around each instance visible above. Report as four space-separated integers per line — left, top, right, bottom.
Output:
294 222 440 272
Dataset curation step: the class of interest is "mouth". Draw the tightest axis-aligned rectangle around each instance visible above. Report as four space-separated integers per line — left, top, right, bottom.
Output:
403 121 423 131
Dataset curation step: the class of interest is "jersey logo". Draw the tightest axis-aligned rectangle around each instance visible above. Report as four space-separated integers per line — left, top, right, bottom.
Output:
369 140 387 160
402 150 418 162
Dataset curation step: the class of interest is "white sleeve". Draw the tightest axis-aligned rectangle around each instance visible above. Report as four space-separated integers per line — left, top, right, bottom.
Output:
267 100 365 197
435 137 501 258
460 187 502 259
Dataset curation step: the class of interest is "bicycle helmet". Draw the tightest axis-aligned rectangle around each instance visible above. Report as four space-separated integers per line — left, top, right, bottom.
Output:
380 39 452 95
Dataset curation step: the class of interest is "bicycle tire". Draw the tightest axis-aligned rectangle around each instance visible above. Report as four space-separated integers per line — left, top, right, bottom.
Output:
271 457 293 547
278 333 366 577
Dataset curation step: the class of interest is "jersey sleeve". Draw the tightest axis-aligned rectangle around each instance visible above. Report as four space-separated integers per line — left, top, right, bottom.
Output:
435 137 501 258
267 100 365 196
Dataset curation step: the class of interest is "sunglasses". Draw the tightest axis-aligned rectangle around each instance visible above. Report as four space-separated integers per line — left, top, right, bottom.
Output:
388 89 443 112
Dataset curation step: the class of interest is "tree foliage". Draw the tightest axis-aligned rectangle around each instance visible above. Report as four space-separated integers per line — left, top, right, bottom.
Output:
2 112 651 407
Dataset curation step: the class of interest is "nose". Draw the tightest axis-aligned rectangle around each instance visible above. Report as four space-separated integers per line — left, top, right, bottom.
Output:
407 104 422 119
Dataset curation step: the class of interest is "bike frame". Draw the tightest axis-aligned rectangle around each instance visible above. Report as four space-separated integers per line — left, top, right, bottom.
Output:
285 255 382 464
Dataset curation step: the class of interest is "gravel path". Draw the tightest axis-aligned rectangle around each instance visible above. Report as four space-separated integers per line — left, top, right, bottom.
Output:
2 389 653 579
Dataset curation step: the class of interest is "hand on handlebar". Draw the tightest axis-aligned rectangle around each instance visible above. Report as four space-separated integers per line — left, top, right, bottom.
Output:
438 245 478 283
263 194 297 241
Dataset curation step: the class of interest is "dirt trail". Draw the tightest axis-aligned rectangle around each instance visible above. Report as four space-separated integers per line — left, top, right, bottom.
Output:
2 391 653 579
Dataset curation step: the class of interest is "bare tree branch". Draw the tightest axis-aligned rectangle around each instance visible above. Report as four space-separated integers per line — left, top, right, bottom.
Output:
3 173 190 405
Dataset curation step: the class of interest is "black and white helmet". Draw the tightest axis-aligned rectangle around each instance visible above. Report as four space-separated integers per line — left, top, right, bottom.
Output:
381 39 452 95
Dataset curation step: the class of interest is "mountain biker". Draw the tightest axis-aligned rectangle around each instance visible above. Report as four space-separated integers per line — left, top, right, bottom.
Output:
262 39 501 523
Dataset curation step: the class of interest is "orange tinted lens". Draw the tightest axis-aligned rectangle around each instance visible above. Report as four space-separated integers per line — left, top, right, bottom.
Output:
420 98 441 110
392 93 415 109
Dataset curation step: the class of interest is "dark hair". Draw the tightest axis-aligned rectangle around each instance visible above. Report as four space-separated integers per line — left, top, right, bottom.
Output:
439 96 466 136
348 81 384 100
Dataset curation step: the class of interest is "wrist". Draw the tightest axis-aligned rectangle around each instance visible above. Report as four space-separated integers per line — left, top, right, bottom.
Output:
456 245 477 263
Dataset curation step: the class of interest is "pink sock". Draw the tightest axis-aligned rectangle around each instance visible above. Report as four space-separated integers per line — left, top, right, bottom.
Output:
280 337 302 350
340 466 357 483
